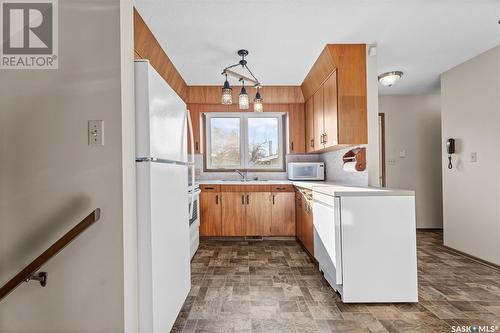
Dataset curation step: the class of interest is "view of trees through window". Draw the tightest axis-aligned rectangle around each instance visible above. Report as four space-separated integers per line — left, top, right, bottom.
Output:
248 117 279 166
207 113 283 169
209 118 240 167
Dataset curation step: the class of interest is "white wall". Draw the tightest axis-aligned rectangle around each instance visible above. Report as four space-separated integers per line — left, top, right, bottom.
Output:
441 45 500 265
380 95 442 229
366 45 381 187
0 1 136 332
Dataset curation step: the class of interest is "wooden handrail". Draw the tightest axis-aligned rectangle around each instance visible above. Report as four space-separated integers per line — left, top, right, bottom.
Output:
0 208 101 301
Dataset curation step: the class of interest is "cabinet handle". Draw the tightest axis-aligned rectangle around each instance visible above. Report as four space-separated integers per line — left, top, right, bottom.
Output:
241 195 245 205
205 187 214 190
195 142 199 152
216 195 218 205
290 142 294 151
323 133 328 144
246 194 249 204
272 195 275 205
310 139 314 148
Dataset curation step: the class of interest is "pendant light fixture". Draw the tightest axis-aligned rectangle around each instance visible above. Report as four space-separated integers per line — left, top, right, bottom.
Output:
221 49 263 112
253 87 263 112
239 81 249 110
221 73 232 105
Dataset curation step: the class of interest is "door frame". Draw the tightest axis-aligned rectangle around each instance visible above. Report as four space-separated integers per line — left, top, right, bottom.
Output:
378 113 386 187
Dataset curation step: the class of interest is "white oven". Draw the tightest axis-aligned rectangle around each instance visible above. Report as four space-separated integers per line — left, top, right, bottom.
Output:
287 162 325 180
188 184 200 259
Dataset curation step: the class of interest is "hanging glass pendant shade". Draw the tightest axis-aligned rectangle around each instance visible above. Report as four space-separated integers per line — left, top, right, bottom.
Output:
221 75 233 105
239 85 249 110
253 90 263 112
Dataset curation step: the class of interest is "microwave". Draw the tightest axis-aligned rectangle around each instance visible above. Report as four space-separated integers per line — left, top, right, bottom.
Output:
287 162 325 180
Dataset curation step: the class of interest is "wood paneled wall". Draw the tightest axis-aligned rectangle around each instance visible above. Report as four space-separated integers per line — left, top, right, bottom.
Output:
187 86 304 104
134 8 188 101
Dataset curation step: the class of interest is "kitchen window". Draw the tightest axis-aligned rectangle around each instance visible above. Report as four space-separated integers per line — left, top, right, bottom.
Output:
205 112 285 170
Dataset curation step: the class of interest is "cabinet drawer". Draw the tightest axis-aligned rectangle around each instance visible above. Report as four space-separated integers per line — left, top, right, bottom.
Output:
272 185 294 192
200 184 221 192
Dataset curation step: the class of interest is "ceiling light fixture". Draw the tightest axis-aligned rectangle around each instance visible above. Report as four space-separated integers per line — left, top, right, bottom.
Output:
239 81 249 110
221 49 263 111
253 88 263 112
221 73 232 105
378 71 403 87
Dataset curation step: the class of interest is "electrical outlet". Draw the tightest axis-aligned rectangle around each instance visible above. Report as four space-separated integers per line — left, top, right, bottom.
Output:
470 152 477 163
88 120 104 146
399 149 407 158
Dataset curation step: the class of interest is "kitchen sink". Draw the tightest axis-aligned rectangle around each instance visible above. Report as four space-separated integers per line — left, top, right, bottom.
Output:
221 179 268 182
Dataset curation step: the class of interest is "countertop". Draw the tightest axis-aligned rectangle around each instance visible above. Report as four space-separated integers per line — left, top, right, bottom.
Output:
197 179 415 197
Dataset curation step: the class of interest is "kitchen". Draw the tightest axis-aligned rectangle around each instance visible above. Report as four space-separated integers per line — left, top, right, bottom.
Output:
1 1 499 333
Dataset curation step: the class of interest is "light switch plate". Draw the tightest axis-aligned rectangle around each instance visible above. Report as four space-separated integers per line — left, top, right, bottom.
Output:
88 120 104 146
399 149 407 158
470 152 477 163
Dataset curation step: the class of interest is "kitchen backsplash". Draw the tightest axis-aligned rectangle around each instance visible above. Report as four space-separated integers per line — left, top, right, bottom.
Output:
193 146 368 186
319 146 368 186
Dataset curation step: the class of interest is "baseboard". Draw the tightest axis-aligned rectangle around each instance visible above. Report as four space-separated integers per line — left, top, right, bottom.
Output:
443 245 500 271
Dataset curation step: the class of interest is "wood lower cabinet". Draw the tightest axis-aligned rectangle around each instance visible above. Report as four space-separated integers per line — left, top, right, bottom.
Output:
200 185 296 237
246 192 272 236
221 192 246 236
200 192 222 236
301 199 314 256
296 190 314 256
295 192 303 240
271 192 295 236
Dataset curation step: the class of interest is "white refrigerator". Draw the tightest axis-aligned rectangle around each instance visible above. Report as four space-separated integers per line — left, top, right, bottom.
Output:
135 60 195 332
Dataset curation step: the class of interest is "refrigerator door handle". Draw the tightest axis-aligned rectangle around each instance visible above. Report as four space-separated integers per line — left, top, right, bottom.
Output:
187 109 196 219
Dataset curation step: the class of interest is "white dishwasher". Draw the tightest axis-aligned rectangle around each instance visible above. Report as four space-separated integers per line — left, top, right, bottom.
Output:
313 189 418 303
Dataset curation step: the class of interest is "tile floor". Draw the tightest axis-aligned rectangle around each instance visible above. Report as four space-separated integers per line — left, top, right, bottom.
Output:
172 231 500 332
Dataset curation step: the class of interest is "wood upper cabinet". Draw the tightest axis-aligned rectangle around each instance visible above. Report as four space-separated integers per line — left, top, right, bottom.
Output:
221 192 246 236
271 192 296 236
313 86 325 151
187 104 200 154
287 104 306 154
301 45 367 152
200 192 222 236
305 98 315 153
246 192 272 236
323 71 339 148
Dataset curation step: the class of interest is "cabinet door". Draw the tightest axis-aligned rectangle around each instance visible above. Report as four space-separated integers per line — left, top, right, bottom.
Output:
246 192 272 236
271 192 296 236
288 104 305 154
187 105 200 154
302 201 314 256
313 86 325 151
200 192 222 236
305 98 315 153
295 192 303 242
221 192 246 236
323 71 338 148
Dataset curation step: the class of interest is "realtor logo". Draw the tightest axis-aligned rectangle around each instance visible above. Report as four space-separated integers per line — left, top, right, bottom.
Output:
1 0 58 69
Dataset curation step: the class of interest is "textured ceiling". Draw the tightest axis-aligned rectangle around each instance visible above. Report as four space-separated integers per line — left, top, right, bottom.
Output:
134 0 500 94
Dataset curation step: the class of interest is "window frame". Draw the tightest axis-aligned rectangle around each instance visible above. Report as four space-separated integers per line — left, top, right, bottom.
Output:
205 112 285 171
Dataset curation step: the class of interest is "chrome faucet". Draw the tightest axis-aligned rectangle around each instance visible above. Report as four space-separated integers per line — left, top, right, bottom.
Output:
235 169 247 181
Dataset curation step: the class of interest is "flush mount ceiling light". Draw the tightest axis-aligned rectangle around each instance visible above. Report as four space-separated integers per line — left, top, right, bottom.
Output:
378 71 403 87
221 49 263 111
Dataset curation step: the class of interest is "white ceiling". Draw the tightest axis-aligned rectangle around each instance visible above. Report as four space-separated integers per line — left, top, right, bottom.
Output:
135 0 500 95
